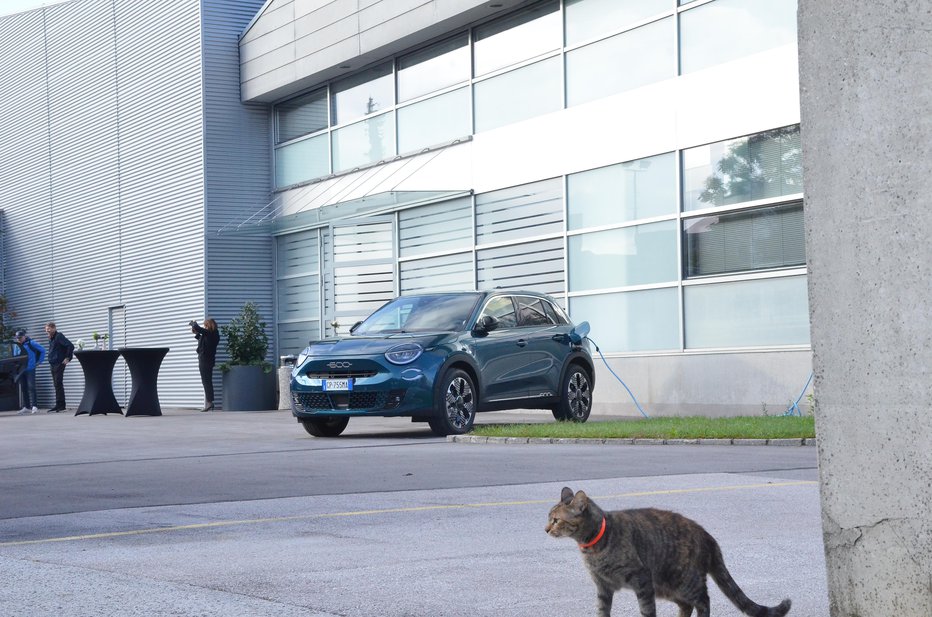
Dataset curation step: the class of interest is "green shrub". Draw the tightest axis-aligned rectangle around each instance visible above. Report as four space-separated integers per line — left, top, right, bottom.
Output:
220 302 270 372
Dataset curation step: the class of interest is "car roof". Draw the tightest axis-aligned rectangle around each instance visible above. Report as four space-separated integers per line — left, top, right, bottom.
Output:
401 290 553 299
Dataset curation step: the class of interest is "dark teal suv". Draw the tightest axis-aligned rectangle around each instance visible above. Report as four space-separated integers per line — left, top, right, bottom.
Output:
290 290 594 437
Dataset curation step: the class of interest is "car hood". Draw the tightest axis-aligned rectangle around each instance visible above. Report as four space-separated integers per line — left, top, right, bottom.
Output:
302 332 457 357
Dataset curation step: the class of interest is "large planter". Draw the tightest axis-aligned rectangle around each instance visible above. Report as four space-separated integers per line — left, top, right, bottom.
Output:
221 365 276 411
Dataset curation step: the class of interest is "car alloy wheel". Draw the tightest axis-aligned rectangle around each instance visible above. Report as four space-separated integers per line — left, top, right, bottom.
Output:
565 369 592 421
429 368 476 436
445 374 475 430
552 366 592 423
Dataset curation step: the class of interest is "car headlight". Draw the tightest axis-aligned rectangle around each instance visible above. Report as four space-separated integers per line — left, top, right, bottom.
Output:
385 343 423 365
295 349 309 367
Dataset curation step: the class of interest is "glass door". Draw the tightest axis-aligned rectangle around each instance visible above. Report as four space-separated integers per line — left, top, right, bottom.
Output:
327 218 396 337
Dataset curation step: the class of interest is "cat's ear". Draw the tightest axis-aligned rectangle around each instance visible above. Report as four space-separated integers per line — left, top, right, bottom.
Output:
572 490 590 512
561 487 574 504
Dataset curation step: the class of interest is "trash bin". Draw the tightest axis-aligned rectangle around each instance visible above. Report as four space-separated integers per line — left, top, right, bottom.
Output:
278 355 297 410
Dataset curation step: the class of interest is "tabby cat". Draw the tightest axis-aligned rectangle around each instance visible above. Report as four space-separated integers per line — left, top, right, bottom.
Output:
546 487 791 617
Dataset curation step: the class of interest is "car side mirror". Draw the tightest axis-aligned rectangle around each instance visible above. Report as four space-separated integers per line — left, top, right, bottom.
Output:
568 321 590 345
474 315 499 333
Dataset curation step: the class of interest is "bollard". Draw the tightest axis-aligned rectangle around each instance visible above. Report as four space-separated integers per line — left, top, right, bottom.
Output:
278 355 296 410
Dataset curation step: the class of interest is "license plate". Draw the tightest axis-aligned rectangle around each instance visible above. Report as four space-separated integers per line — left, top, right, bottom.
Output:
323 379 352 392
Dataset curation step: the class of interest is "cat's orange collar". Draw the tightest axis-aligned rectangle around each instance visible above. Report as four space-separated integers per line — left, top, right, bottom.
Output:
578 516 606 549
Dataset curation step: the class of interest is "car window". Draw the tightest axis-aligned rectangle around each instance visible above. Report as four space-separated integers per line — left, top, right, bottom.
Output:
547 300 570 325
479 296 517 328
354 293 481 334
543 299 569 324
516 296 557 326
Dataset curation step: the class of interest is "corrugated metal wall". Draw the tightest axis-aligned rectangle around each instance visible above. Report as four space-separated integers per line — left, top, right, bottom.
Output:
0 9 58 403
202 0 274 387
0 0 272 409
113 0 207 406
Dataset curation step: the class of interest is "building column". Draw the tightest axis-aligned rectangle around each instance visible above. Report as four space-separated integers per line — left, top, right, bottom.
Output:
798 2 932 615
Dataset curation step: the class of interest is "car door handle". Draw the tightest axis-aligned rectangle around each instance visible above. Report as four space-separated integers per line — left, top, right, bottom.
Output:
516 339 527 347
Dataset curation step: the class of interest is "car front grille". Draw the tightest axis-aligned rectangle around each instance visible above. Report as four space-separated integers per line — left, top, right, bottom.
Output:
293 390 406 412
302 370 378 379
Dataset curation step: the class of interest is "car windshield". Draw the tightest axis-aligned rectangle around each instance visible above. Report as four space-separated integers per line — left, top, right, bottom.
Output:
353 294 481 335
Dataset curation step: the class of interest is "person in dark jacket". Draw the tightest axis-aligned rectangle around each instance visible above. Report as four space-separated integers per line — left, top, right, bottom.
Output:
14 329 46 414
44 321 74 413
190 318 220 411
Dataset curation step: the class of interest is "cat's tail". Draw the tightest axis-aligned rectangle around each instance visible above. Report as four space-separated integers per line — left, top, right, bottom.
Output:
709 544 792 617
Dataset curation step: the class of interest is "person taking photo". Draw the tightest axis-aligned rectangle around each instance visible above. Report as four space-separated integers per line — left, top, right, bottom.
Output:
190 318 220 411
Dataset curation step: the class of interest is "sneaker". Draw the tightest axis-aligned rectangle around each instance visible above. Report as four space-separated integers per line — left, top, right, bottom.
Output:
17 407 31 415
30 406 39 414
46 407 60 413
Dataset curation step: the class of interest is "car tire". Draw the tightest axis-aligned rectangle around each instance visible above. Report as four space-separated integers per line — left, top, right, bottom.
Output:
300 417 349 437
428 368 476 436
551 364 592 423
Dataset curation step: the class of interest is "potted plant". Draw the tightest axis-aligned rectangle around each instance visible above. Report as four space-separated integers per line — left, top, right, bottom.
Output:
219 302 275 411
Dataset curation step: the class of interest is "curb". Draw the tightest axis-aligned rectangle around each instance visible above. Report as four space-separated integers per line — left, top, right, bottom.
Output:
448 435 817 446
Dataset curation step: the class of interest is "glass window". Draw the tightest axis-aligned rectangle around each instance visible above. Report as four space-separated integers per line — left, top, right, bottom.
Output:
684 275 810 348
516 296 558 326
398 196 472 258
330 62 394 125
277 229 320 275
400 253 474 294
566 17 675 106
479 296 517 328
275 88 328 144
565 0 672 46
568 152 676 230
473 56 562 133
569 221 678 292
477 238 565 298
331 113 395 172
680 0 797 74
473 0 560 76
682 125 802 211
397 87 470 153
475 178 563 245
684 203 805 277
570 288 680 352
397 35 469 102
275 134 329 188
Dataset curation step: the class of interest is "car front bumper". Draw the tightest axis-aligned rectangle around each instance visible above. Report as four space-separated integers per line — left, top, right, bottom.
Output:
289 354 444 418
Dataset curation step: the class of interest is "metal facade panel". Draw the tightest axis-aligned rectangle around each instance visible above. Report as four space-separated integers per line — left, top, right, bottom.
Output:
110 0 207 406
0 11 54 349
43 0 124 402
240 0 506 102
202 0 274 364
0 1 273 409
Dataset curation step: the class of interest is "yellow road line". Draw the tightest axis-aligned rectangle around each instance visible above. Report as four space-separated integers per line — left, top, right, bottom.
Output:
0 480 816 547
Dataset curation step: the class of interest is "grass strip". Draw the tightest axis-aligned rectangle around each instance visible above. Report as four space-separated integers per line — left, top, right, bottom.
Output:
470 415 815 440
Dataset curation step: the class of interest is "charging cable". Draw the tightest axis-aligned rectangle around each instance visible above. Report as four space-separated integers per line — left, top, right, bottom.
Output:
585 336 650 419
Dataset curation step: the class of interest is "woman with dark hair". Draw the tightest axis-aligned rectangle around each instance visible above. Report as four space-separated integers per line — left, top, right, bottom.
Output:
190 318 220 411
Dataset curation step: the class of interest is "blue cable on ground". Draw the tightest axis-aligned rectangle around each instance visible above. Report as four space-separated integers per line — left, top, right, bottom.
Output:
783 370 814 416
585 336 650 419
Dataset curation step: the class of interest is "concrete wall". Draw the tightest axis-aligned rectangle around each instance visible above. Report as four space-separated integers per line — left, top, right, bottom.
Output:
798 2 932 615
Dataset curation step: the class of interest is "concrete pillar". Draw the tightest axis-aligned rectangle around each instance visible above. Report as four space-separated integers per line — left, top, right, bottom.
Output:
798 2 932 615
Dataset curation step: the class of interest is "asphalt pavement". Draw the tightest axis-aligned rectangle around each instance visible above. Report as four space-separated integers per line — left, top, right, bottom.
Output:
0 408 827 616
